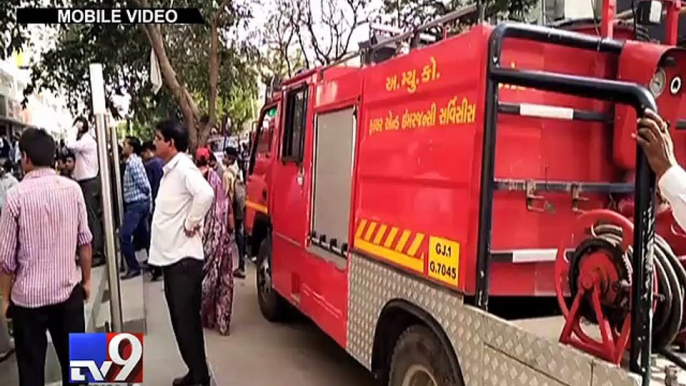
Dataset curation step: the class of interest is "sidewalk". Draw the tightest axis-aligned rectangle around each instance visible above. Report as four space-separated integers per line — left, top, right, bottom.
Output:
142 279 218 386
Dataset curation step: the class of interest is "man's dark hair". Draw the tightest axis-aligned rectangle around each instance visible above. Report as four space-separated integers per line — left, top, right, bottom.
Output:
142 140 156 152
155 120 189 152
125 136 142 155
57 149 75 163
19 128 56 167
73 116 89 132
224 146 238 157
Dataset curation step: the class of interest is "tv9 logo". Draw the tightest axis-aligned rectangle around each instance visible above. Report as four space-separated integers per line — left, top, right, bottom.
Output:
69 332 144 383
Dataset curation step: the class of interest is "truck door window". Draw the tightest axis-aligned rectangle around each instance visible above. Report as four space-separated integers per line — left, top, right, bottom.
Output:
281 86 308 162
256 106 277 155
257 127 273 154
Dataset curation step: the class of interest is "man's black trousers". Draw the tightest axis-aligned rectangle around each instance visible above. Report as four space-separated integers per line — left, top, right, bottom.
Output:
163 258 210 384
12 285 85 386
78 177 104 262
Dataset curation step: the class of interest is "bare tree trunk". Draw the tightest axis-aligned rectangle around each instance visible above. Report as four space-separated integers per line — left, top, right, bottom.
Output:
207 18 219 147
137 0 233 150
203 0 233 148
133 0 202 149
143 24 200 149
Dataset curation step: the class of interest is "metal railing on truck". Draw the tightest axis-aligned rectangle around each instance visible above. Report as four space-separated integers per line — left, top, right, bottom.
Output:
471 22 658 385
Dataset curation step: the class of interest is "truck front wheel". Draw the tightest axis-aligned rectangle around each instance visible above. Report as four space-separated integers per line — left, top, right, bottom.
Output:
389 325 462 386
256 235 289 321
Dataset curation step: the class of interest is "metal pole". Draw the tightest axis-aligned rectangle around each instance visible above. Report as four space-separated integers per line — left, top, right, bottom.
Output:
110 124 124 228
89 64 123 332
629 125 656 385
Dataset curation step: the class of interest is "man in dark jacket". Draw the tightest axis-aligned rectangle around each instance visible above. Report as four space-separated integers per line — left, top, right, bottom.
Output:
140 141 164 281
225 146 248 279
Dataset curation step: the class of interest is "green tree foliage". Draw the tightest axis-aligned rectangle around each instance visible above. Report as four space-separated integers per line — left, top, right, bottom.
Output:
116 119 155 141
2 0 259 148
1 0 65 60
259 5 308 79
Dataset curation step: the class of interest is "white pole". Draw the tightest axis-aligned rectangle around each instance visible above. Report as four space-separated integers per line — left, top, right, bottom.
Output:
89 63 123 332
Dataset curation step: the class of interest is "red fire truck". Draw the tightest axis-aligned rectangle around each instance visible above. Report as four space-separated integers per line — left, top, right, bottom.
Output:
245 0 686 384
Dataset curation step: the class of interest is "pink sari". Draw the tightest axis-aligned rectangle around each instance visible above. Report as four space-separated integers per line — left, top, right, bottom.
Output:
200 168 236 335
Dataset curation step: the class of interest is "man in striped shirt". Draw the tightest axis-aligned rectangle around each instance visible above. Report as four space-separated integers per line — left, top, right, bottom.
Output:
120 136 152 280
0 128 92 386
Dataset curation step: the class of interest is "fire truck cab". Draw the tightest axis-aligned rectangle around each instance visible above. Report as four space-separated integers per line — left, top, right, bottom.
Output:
245 1 686 385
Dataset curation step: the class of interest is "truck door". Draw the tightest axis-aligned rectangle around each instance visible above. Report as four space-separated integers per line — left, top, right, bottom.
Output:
270 85 310 302
307 106 358 345
245 105 277 243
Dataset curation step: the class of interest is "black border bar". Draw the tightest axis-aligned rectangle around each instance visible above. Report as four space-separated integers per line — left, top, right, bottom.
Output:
475 22 657 384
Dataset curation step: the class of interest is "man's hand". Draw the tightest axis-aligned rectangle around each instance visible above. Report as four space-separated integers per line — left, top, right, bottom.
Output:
82 280 91 302
634 108 678 178
184 224 201 237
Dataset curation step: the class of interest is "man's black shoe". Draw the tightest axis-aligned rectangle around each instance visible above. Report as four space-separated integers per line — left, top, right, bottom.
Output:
172 373 192 386
120 270 141 280
0 348 14 364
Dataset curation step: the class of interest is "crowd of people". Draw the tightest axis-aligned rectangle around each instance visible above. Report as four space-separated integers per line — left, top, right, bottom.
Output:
0 116 248 386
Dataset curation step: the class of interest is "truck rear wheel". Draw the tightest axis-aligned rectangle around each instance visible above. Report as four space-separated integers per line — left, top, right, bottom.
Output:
256 235 289 321
389 325 462 386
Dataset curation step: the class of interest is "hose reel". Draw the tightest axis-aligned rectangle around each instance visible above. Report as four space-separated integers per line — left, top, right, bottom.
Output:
555 209 686 364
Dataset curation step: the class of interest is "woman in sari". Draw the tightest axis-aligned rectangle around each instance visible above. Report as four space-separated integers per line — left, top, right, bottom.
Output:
195 147 236 335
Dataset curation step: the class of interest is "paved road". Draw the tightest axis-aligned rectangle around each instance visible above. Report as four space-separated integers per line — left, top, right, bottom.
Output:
145 263 376 386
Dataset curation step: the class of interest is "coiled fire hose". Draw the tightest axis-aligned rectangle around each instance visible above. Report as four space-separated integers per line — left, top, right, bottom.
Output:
570 223 686 350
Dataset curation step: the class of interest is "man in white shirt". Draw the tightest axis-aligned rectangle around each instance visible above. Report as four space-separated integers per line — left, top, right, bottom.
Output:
636 109 686 229
148 120 214 386
67 117 105 266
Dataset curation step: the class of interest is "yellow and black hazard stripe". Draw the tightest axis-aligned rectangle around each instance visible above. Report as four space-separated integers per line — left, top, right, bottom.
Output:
353 218 426 273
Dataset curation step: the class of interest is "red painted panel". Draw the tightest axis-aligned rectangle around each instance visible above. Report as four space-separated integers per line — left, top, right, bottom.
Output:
263 22 686 318
355 26 488 293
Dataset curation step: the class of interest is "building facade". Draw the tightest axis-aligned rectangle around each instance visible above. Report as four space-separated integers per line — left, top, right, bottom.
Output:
0 53 74 142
